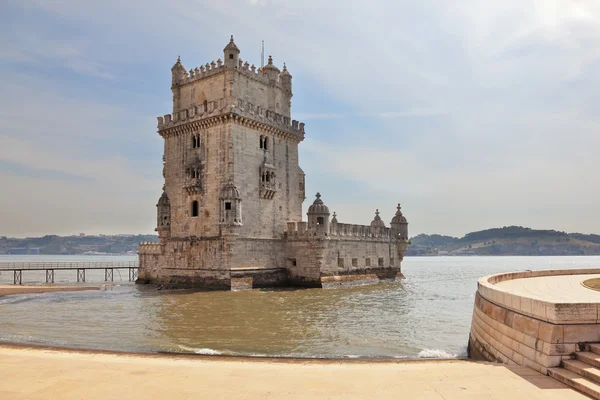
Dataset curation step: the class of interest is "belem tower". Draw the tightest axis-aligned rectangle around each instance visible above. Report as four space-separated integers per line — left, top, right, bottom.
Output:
137 36 409 289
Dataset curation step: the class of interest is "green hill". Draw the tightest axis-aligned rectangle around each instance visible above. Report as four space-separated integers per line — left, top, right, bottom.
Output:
407 226 600 256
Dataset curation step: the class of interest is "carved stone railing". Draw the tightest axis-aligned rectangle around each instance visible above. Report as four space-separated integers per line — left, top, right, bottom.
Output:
285 222 394 240
138 242 163 255
183 178 202 195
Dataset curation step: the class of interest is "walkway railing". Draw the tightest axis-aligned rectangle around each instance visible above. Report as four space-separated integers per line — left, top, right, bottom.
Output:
0 261 139 285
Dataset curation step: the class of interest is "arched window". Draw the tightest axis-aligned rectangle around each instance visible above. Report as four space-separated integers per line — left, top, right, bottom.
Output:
203 100 208 112
266 173 270 183
191 201 199 217
264 136 268 150
259 136 264 149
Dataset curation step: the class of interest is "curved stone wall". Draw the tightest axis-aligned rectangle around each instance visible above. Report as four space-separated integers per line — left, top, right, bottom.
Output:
469 268 600 375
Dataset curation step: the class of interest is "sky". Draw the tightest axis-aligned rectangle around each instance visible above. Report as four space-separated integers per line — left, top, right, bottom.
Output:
1 0 599 238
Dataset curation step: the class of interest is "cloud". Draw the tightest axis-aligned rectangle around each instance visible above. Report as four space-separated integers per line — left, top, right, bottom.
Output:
1 0 600 237
0 38 114 80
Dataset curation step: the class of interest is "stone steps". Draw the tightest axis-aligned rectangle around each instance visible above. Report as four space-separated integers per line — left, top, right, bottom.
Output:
576 352 600 369
548 367 600 399
547 344 600 399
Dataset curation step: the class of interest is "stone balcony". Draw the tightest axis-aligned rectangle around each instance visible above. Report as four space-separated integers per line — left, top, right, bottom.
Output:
183 178 202 195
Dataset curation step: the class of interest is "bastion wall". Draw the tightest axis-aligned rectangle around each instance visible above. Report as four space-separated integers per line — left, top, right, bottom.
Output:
469 268 600 375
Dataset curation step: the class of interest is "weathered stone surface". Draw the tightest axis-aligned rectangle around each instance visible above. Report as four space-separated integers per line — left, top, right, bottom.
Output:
138 37 409 290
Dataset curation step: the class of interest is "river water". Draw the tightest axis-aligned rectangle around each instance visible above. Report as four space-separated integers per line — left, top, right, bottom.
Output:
1 255 598 359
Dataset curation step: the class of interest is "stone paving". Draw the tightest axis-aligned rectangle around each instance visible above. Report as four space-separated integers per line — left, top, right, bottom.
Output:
0 346 588 399
495 274 600 303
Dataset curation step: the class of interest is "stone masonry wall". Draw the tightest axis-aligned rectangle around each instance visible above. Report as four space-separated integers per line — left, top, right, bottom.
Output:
164 117 234 238
285 236 401 287
469 269 600 375
231 122 302 239
138 238 231 289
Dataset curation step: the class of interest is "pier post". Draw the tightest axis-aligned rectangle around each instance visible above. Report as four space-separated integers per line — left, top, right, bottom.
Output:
77 269 86 283
46 269 54 283
129 268 137 282
14 270 22 285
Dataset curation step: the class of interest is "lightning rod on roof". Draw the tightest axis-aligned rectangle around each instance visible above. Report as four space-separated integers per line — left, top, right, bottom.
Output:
261 40 264 69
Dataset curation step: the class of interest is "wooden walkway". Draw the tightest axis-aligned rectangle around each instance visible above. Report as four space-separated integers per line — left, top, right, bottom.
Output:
0 261 139 284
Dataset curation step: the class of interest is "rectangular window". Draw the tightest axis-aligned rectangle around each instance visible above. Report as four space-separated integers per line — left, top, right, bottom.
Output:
225 202 232 210
365 258 371 267
317 217 324 225
352 258 358 267
378 257 384 267
338 258 344 268
390 258 394 266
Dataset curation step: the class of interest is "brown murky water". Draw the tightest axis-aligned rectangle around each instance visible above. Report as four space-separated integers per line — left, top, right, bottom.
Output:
2 256 599 359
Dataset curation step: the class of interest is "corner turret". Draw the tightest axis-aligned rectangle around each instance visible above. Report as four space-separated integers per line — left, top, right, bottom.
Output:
307 192 330 234
279 63 292 92
263 55 280 84
220 182 243 227
156 191 171 244
171 56 186 86
223 35 240 69
390 204 408 240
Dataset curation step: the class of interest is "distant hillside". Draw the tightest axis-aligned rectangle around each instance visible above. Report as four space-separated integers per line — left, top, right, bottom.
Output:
0 234 159 255
407 226 600 256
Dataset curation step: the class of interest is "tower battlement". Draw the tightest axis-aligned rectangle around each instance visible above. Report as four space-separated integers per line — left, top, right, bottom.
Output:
172 35 292 95
156 102 305 140
173 57 291 92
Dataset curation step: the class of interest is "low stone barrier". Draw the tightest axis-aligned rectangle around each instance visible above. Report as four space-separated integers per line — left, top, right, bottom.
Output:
469 269 600 375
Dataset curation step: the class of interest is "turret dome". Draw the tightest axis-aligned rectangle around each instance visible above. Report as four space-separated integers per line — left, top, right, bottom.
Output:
171 56 185 72
390 204 407 225
370 209 386 229
307 192 330 215
157 191 170 206
223 35 240 53
220 182 241 200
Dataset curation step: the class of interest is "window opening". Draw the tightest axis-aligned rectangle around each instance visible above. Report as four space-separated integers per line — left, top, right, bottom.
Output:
229 54 234 59
378 257 384 267
203 100 208 112
225 202 232 210
366 258 371 267
317 217 324 225
192 201 199 217
352 258 358 267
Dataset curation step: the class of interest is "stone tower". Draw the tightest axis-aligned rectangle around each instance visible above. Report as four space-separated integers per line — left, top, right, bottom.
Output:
138 36 307 288
138 35 408 290
160 36 305 241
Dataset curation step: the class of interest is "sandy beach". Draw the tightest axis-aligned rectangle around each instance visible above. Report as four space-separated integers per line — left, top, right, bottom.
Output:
0 285 99 297
0 344 587 400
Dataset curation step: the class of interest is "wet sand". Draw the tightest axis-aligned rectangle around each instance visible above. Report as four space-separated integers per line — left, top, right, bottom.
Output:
0 344 587 399
0 284 99 297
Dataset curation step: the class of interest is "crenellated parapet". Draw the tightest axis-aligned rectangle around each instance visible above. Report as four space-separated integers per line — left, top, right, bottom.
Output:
156 100 305 140
285 221 394 241
172 37 291 92
138 242 163 255
174 59 290 88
